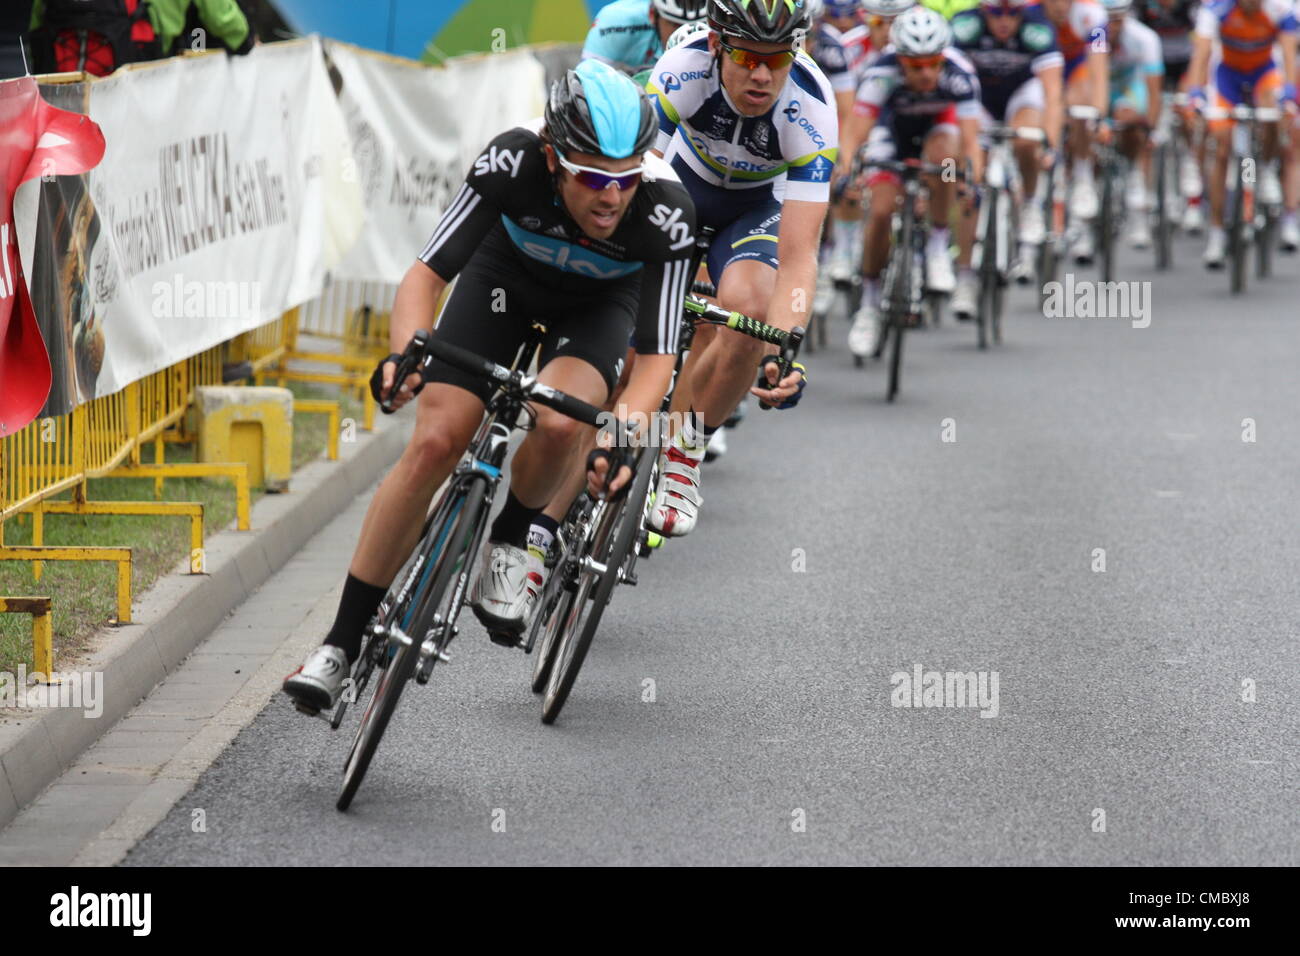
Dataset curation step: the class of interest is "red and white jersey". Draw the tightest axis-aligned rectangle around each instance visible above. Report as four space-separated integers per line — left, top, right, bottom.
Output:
839 22 877 83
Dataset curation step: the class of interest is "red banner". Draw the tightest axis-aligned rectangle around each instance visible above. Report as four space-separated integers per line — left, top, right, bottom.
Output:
0 77 105 437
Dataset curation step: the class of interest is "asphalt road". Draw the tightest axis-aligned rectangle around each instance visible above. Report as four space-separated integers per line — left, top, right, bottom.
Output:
124 233 1300 866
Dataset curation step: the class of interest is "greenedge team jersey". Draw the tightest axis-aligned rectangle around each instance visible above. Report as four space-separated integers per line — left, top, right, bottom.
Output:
646 33 840 203
419 123 698 355
582 0 663 74
923 0 981 20
952 6 1062 119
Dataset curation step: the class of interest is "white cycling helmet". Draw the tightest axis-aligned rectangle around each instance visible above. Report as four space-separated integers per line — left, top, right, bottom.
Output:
890 5 951 56
805 0 825 21
861 0 917 18
1099 0 1132 14
654 0 709 23
666 20 710 50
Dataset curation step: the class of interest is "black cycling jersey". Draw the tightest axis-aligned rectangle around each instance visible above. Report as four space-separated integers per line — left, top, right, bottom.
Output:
1137 0 1198 66
856 49 982 152
420 125 698 356
951 7 1063 120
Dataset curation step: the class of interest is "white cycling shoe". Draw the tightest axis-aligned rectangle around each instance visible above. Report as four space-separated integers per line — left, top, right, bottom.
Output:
1071 229 1096 264
1179 155 1203 200
471 542 533 640
1130 216 1152 250
1259 166 1283 207
951 273 978 320
704 425 728 462
848 302 881 356
1203 229 1226 269
1181 202 1205 235
283 644 350 714
926 248 956 294
648 439 705 537
1070 178 1099 221
1018 203 1046 246
1281 217 1300 252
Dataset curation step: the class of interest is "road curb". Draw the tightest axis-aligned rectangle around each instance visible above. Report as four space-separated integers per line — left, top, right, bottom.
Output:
0 414 412 831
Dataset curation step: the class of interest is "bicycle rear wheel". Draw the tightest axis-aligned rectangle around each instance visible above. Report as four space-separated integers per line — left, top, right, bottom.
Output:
885 316 904 402
1256 207 1275 278
1099 162 1115 283
337 479 489 812
1228 180 1247 294
1155 142 1174 270
541 444 658 724
529 495 589 693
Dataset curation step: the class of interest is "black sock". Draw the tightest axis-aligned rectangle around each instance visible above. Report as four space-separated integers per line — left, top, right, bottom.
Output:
490 490 541 548
702 421 720 438
531 513 560 539
323 573 388 664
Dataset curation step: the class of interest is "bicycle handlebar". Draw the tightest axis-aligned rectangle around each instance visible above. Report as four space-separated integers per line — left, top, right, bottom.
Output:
863 158 969 181
385 329 605 427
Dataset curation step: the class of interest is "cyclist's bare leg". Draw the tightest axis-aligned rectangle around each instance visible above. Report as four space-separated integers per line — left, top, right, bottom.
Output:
1208 122 1231 226
865 177 897 276
1010 106 1043 201
540 348 634 525
687 259 776 429
509 356 609 512
923 130 958 229
348 384 485 589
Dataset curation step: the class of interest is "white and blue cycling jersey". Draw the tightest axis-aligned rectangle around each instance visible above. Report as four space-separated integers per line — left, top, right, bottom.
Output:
1108 15 1164 112
582 0 662 74
646 34 841 207
810 22 858 95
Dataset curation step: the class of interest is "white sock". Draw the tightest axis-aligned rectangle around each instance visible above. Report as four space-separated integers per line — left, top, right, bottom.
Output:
678 414 707 452
833 217 858 250
928 227 950 254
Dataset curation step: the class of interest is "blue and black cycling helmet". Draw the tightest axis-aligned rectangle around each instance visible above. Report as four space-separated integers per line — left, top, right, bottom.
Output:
544 60 656 159
707 0 811 43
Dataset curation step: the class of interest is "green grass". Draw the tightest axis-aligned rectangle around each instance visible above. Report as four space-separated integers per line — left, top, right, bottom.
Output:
0 381 362 677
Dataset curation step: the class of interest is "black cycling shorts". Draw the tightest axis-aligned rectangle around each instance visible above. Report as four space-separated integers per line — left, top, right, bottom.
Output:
422 241 640 405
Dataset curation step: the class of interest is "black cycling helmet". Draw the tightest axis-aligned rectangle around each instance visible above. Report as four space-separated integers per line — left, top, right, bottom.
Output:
654 0 711 23
707 0 811 43
543 60 656 159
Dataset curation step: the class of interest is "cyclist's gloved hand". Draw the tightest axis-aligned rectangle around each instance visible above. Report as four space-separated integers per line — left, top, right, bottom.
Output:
370 352 423 412
1283 83 1298 105
1188 86 1207 112
586 447 634 501
753 357 807 410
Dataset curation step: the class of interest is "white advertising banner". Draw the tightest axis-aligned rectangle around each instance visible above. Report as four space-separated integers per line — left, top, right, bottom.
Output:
326 43 546 284
25 37 362 398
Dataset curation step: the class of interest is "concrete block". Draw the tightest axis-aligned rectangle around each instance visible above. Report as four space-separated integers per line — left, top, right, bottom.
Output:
196 385 294 491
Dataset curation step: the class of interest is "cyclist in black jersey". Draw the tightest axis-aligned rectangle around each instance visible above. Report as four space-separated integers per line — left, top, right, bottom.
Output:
283 62 698 712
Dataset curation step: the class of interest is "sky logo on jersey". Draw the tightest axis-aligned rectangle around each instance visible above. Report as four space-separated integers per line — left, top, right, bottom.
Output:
649 203 694 251
474 146 524 179
502 216 642 279
782 100 827 150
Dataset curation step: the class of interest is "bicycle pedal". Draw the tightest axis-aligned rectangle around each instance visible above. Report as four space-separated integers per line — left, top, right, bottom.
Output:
487 629 522 648
294 701 335 724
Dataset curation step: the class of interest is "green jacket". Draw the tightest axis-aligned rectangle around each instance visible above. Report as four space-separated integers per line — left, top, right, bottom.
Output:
32 0 251 58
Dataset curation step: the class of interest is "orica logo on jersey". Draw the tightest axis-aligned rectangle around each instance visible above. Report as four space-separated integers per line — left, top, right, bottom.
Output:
782 100 827 150
659 70 710 92
650 203 694 251
474 146 524 179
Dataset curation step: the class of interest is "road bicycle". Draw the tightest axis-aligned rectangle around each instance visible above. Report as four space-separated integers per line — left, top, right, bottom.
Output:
973 126 1043 349
526 229 804 722
328 326 606 810
861 157 957 400
1211 100 1282 291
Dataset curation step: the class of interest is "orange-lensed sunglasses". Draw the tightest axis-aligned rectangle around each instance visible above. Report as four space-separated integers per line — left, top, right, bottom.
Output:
899 54 945 70
718 37 797 71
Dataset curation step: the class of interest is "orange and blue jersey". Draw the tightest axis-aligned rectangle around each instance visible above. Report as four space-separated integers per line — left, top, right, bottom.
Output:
1039 0 1109 79
1195 0 1296 75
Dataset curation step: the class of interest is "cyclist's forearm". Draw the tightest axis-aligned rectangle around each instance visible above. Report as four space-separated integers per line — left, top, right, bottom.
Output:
616 353 675 426
1146 76 1162 129
1188 37 1210 89
390 262 449 353
1281 35 1296 88
1091 53 1109 114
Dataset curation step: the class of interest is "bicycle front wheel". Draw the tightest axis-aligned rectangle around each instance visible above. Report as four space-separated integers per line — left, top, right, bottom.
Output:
337 480 489 812
541 444 658 724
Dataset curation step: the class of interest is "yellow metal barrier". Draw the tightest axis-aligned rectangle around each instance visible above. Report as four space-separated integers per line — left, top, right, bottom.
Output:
0 596 54 675
0 547 131 623
293 400 342 460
